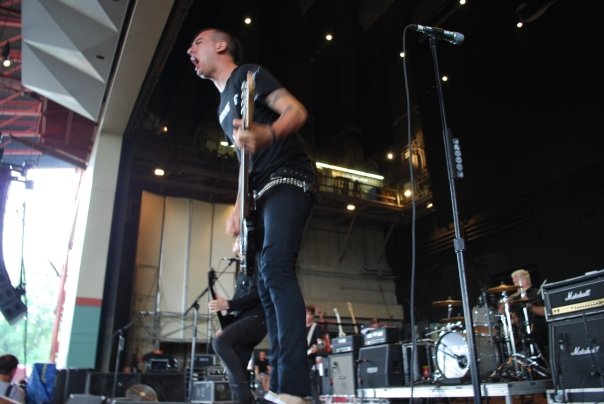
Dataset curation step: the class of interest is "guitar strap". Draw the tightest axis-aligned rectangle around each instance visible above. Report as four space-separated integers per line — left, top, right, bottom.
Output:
307 322 317 347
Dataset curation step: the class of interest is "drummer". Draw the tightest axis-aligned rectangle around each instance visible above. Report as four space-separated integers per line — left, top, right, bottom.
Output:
499 269 547 358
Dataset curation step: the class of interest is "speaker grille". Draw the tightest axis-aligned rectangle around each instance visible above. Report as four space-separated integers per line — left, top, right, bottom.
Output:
549 312 604 389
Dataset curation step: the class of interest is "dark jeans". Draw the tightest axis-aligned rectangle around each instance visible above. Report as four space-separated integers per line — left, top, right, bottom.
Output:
212 315 266 403
255 184 314 397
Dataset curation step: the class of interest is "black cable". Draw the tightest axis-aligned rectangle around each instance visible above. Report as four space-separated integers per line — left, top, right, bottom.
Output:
402 24 418 397
581 313 603 388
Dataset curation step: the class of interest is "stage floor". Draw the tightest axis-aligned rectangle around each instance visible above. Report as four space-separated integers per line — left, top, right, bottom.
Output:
355 379 552 403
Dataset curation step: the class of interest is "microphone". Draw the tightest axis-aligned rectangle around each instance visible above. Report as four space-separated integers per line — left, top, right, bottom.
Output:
222 257 240 263
410 24 464 45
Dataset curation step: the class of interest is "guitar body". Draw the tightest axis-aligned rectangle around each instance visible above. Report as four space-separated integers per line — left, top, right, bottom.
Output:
208 269 234 329
239 71 256 276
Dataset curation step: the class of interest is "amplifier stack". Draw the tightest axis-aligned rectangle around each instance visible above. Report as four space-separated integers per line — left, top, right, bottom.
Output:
543 269 604 393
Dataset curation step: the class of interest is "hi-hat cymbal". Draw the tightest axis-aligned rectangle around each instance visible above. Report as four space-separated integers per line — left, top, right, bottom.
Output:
438 316 465 323
487 283 518 294
431 298 462 307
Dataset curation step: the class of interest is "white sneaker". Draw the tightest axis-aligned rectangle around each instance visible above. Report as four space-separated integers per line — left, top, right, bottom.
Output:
264 390 280 403
276 393 309 404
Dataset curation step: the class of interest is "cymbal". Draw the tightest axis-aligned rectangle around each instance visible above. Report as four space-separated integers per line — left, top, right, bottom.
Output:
438 316 465 323
431 298 462 307
508 297 536 305
487 283 518 294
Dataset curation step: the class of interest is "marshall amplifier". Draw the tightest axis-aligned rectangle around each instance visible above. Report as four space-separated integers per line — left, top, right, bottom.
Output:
542 269 604 321
363 327 400 346
549 312 604 389
332 335 362 353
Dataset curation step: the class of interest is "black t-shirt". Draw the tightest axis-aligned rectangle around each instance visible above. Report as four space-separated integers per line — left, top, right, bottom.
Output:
256 357 269 374
510 287 548 355
218 64 314 189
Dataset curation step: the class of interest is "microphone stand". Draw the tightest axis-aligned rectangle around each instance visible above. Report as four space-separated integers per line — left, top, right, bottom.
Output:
183 259 237 401
427 35 482 402
112 319 135 399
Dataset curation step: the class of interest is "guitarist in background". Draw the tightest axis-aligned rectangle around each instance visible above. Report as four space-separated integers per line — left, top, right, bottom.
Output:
209 270 266 404
306 305 328 403
188 28 316 404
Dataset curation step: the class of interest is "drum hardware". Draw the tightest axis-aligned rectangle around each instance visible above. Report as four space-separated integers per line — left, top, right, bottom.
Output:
498 291 522 376
438 316 465 324
432 297 463 326
492 290 550 380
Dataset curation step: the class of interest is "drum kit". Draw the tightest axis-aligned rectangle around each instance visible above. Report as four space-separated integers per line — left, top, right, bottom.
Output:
424 284 550 382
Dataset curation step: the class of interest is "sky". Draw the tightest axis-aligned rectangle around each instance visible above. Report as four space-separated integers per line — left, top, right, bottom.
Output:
3 168 80 332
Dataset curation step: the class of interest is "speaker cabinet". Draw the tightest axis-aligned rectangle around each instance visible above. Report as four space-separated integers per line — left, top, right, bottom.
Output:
329 352 357 395
66 395 104 404
358 344 403 388
86 372 141 398
52 369 91 404
549 313 604 389
190 381 231 403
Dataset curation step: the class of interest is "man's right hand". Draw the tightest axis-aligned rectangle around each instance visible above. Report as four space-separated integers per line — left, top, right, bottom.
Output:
226 204 241 237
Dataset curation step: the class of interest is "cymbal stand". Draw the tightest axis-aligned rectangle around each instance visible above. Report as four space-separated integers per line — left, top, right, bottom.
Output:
480 289 497 342
515 305 550 378
499 292 521 376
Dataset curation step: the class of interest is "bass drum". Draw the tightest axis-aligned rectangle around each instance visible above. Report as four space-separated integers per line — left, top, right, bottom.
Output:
434 332 500 379
434 331 469 379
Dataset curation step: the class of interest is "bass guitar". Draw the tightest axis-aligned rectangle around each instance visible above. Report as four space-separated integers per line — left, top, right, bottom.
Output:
208 268 234 329
239 70 256 276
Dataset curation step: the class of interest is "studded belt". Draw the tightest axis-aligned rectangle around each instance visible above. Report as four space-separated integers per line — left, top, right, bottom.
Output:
254 176 313 200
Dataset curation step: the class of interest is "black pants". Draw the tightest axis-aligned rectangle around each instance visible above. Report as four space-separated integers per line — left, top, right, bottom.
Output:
212 315 266 404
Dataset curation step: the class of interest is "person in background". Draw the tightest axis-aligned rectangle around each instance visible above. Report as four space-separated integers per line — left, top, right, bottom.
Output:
209 270 266 404
361 318 381 335
188 27 315 404
0 354 25 403
306 305 326 404
509 269 547 357
254 350 271 395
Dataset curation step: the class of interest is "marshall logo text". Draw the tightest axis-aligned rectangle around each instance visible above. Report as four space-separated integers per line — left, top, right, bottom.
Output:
565 289 591 301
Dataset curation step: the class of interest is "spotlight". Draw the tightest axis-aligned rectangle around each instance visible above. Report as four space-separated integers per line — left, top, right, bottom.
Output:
1 42 11 67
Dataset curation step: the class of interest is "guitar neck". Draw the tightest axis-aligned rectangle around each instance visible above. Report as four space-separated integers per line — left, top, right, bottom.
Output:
208 271 230 329
347 302 359 334
238 70 256 277
333 308 346 337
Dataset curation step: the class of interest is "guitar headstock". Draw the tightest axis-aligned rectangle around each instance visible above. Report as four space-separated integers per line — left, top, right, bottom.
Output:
208 268 217 286
240 70 255 131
